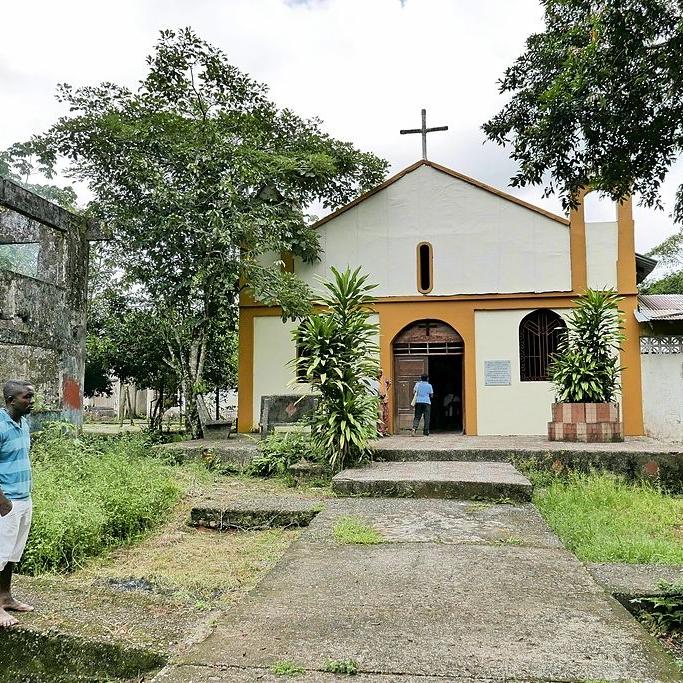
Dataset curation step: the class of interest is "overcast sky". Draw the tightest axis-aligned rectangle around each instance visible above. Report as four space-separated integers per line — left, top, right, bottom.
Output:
1 0 681 259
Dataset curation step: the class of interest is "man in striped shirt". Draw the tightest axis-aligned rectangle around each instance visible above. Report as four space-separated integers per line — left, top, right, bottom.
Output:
0 380 35 628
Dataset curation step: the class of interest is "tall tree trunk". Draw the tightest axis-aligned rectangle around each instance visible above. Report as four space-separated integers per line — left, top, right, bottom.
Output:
183 335 207 439
118 381 125 427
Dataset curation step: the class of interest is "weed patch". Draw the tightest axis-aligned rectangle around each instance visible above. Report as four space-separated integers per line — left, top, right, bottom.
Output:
333 516 383 544
21 427 181 574
533 472 683 564
324 658 359 674
272 660 305 676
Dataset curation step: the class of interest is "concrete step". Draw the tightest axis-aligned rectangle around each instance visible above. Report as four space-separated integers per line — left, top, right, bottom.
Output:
331 461 532 501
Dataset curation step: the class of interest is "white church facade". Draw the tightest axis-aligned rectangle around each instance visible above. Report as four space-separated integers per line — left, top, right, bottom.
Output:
238 160 646 437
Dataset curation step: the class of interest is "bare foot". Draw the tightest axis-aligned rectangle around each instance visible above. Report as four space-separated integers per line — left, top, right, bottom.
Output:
1 597 34 612
0 607 18 628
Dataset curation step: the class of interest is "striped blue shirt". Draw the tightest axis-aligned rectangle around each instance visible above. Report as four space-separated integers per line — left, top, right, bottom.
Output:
0 409 32 500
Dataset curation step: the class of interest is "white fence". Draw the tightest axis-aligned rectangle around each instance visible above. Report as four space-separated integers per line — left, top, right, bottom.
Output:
640 336 683 443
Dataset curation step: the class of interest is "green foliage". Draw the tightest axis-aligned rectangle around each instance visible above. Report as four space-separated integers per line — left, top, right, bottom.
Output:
533 471 683 564
549 289 624 403
324 658 359 675
0 243 39 278
22 426 181 574
247 431 322 477
643 231 683 294
483 1 683 222
295 267 380 472
271 660 305 677
641 270 683 294
333 516 383 545
631 581 683 636
10 27 387 437
0 147 78 210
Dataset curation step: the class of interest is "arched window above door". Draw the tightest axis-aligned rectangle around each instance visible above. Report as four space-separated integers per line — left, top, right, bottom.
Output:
519 310 566 382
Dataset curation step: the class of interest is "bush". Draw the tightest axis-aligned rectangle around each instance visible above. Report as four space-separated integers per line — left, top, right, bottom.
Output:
247 431 322 477
21 425 181 574
294 267 380 472
631 581 683 637
549 288 624 403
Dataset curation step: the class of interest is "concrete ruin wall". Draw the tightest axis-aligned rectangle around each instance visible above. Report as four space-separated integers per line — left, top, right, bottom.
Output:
0 178 103 426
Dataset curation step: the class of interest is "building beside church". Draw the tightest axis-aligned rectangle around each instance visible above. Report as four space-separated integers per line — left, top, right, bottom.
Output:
238 159 652 437
0 178 107 427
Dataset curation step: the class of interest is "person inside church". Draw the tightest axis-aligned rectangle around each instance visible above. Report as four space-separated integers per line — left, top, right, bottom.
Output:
411 374 434 436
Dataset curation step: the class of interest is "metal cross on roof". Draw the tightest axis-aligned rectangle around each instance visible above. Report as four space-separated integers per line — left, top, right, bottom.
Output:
400 109 448 160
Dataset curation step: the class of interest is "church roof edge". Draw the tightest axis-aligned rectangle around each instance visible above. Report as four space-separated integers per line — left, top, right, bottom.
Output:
311 159 570 229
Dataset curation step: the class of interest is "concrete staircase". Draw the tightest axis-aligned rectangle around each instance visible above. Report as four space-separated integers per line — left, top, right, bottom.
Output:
332 460 532 501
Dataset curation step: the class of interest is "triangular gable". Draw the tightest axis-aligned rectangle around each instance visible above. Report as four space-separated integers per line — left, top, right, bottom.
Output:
312 159 569 229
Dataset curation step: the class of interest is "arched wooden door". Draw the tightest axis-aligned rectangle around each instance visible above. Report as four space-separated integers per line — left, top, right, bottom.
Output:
393 320 464 433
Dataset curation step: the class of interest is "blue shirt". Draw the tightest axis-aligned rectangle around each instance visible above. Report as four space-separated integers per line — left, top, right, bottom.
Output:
414 381 433 405
0 409 32 500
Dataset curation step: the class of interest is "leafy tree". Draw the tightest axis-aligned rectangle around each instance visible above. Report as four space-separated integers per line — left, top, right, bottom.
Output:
0 148 77 210
86 290 179 429
641 271 683 294
295 267 380 472
13 28 388 437
483 1 683 221
642 232 683 294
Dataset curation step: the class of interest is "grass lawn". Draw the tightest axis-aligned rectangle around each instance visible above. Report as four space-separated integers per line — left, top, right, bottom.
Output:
532 472 683 565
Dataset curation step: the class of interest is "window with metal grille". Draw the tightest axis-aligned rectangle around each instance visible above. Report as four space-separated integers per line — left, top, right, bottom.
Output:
417 242 433 293
519 310 566 382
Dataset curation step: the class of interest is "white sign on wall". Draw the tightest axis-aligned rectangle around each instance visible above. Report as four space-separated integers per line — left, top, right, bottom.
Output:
484 360 512 386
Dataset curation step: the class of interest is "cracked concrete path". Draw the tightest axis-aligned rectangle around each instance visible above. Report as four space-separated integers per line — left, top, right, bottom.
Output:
154 498 680 682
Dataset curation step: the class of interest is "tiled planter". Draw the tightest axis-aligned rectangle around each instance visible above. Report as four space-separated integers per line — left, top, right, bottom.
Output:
548 402 624 442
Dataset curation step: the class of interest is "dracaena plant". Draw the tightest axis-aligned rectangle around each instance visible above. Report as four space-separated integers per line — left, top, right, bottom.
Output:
549 289 625 403
294 267 379 472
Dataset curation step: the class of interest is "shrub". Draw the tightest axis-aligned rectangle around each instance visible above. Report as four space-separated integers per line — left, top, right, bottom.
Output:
631 581 683 636
247 431 322 477
295 267 380 472
21 425 181 574
549 288 624 403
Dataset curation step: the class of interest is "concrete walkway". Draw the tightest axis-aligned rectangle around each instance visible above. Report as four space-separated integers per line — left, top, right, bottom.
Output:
155 498 679 682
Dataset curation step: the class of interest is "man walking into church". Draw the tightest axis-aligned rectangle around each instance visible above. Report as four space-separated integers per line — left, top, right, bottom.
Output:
0 380 35 628
411 374 434 436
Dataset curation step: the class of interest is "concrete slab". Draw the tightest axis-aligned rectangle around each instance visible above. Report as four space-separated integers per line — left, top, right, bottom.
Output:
152 436 258 471
173 542 677 681
190 496 323 530
588 563 683 596
155 663 534 682
303 498 563 548
372 434 683 487
332 461 532 501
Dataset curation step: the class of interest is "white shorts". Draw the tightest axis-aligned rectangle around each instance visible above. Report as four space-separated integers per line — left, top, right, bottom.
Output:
0 498 32 570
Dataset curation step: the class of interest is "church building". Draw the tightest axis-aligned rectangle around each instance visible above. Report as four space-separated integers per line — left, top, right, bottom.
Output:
238 159 646 437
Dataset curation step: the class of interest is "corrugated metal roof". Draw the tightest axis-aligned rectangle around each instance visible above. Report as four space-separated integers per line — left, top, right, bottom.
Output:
636 294 683 322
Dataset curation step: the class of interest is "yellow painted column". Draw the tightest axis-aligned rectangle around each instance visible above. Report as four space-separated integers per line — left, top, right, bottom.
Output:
237 307 254 433
569 189 588 294
616 197 644 436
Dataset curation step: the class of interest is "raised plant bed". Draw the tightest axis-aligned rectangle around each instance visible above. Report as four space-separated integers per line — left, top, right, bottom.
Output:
548 402 624 443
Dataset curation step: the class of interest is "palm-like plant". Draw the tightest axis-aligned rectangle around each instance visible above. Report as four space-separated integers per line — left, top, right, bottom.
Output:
294 267 379 472
549 289 625 403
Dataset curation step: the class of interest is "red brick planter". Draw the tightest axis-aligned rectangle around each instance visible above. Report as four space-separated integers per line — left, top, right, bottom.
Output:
547 402 624 443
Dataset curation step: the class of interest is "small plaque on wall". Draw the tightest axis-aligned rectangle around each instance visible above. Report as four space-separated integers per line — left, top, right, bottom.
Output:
484 360 511 386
